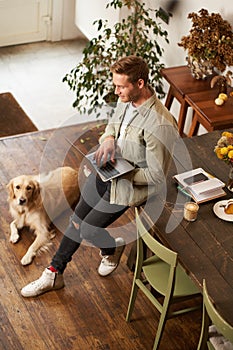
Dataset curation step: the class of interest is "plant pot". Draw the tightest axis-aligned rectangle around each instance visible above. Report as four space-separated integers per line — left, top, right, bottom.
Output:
187 56 214 80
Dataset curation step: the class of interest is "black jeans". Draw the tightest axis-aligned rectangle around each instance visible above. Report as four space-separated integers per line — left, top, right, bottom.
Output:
51 173 129 273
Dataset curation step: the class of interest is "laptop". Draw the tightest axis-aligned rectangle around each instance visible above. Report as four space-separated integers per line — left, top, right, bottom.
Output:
65 138 134 182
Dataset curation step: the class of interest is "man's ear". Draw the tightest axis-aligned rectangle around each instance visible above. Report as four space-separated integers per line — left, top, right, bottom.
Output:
137 78 145 89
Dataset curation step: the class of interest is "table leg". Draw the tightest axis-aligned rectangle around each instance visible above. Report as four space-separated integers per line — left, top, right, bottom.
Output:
127 242 137 271
165 87 174 110
178 101 189 137
188 111 200 137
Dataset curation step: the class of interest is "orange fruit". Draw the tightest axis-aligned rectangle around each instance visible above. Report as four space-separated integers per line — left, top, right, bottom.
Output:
218 93 228 101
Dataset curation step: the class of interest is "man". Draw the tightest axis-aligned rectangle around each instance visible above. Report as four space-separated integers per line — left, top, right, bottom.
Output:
21 55 178 297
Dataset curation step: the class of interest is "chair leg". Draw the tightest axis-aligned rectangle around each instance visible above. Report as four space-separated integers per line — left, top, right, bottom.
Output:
152 297 171 350
126 281 139 322
152 309 169 350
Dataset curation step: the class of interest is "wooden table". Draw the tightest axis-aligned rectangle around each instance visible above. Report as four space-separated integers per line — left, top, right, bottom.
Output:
140 129 233 326
186 88 233 137
161 65 217 136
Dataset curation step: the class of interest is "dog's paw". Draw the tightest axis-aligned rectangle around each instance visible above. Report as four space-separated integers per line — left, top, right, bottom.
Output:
10 232 20 244
21 252 34 266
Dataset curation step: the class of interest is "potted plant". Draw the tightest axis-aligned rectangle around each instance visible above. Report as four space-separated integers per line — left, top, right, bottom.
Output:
63 0 170 117
178 9 233 79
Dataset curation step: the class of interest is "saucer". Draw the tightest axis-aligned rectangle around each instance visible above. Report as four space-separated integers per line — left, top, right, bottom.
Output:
213 200 233 222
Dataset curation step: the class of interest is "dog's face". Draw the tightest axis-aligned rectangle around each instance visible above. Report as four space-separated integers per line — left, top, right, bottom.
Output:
7 176 40 207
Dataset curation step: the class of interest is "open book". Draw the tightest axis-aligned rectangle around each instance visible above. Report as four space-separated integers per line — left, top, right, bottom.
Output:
173 168 226 204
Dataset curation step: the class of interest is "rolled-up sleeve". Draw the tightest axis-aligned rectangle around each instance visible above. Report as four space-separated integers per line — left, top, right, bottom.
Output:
99 123 116 144
129 124 178 185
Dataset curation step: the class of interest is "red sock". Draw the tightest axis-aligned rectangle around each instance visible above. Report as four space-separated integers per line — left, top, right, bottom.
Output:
48 266 58 273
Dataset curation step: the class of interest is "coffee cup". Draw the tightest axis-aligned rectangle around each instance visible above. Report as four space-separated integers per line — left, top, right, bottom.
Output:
184 202 199 221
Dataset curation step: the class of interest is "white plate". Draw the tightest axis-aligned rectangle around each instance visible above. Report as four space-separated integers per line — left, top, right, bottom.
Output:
213 200 233 222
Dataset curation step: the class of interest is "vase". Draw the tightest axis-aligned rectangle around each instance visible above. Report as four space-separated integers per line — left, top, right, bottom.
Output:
187 56 214 80
227 166 233 192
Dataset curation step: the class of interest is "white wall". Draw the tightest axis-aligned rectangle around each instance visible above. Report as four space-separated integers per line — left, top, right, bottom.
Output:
62 0 84 39
75 0 121 39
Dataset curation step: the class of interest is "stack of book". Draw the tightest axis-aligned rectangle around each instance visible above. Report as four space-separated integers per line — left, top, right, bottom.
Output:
173 168 226 204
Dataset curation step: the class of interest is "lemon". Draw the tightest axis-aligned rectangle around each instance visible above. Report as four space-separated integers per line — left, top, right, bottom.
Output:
215 97 224 106
218 93 228 101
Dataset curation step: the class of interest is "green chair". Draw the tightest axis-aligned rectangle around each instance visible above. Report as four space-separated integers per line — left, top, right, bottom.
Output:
126 208 201 350
197 279 233 350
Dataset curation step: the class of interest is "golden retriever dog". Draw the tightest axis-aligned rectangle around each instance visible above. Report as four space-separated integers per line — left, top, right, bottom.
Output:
7 166 80 265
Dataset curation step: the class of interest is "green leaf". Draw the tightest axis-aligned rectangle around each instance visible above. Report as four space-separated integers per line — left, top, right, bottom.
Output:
97 19 103 31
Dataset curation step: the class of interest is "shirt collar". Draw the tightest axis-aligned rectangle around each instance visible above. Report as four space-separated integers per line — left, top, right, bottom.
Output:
135 87 157 117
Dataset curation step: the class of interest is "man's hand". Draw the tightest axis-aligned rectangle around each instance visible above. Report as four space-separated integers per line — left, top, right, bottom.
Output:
94 136 115 166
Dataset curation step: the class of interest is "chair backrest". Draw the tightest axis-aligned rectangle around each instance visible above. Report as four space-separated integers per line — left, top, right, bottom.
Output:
204 280 233 343
135 208 177 268
198 279 233 349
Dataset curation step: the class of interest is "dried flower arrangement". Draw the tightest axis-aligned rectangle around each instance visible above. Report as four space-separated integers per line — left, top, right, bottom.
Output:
178 9 233 72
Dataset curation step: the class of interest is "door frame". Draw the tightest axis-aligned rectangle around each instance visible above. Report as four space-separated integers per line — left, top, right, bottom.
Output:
50 0 63 41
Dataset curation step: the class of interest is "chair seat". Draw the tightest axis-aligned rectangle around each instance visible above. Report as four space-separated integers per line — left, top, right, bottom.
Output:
143 255 199 297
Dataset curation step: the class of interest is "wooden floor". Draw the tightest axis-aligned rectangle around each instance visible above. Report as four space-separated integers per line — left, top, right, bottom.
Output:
0 121 202 350
1 213 202 350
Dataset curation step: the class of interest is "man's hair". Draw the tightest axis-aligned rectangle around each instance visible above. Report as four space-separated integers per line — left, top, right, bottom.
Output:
110 56 149 85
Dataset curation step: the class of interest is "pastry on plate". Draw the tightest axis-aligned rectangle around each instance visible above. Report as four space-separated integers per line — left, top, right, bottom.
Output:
224 199 233 214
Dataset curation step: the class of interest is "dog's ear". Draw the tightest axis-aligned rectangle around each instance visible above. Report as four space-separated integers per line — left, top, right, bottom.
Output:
31 180 41 201
6 180 15 200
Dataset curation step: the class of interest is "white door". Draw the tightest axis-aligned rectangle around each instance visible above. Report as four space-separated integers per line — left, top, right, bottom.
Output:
0 0 50 47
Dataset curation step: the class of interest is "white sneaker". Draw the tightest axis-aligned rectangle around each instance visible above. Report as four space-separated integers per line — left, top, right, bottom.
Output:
98 237 126 277
21 268 64 297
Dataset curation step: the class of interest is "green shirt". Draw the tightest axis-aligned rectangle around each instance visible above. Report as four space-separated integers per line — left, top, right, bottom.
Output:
99 92 178 206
